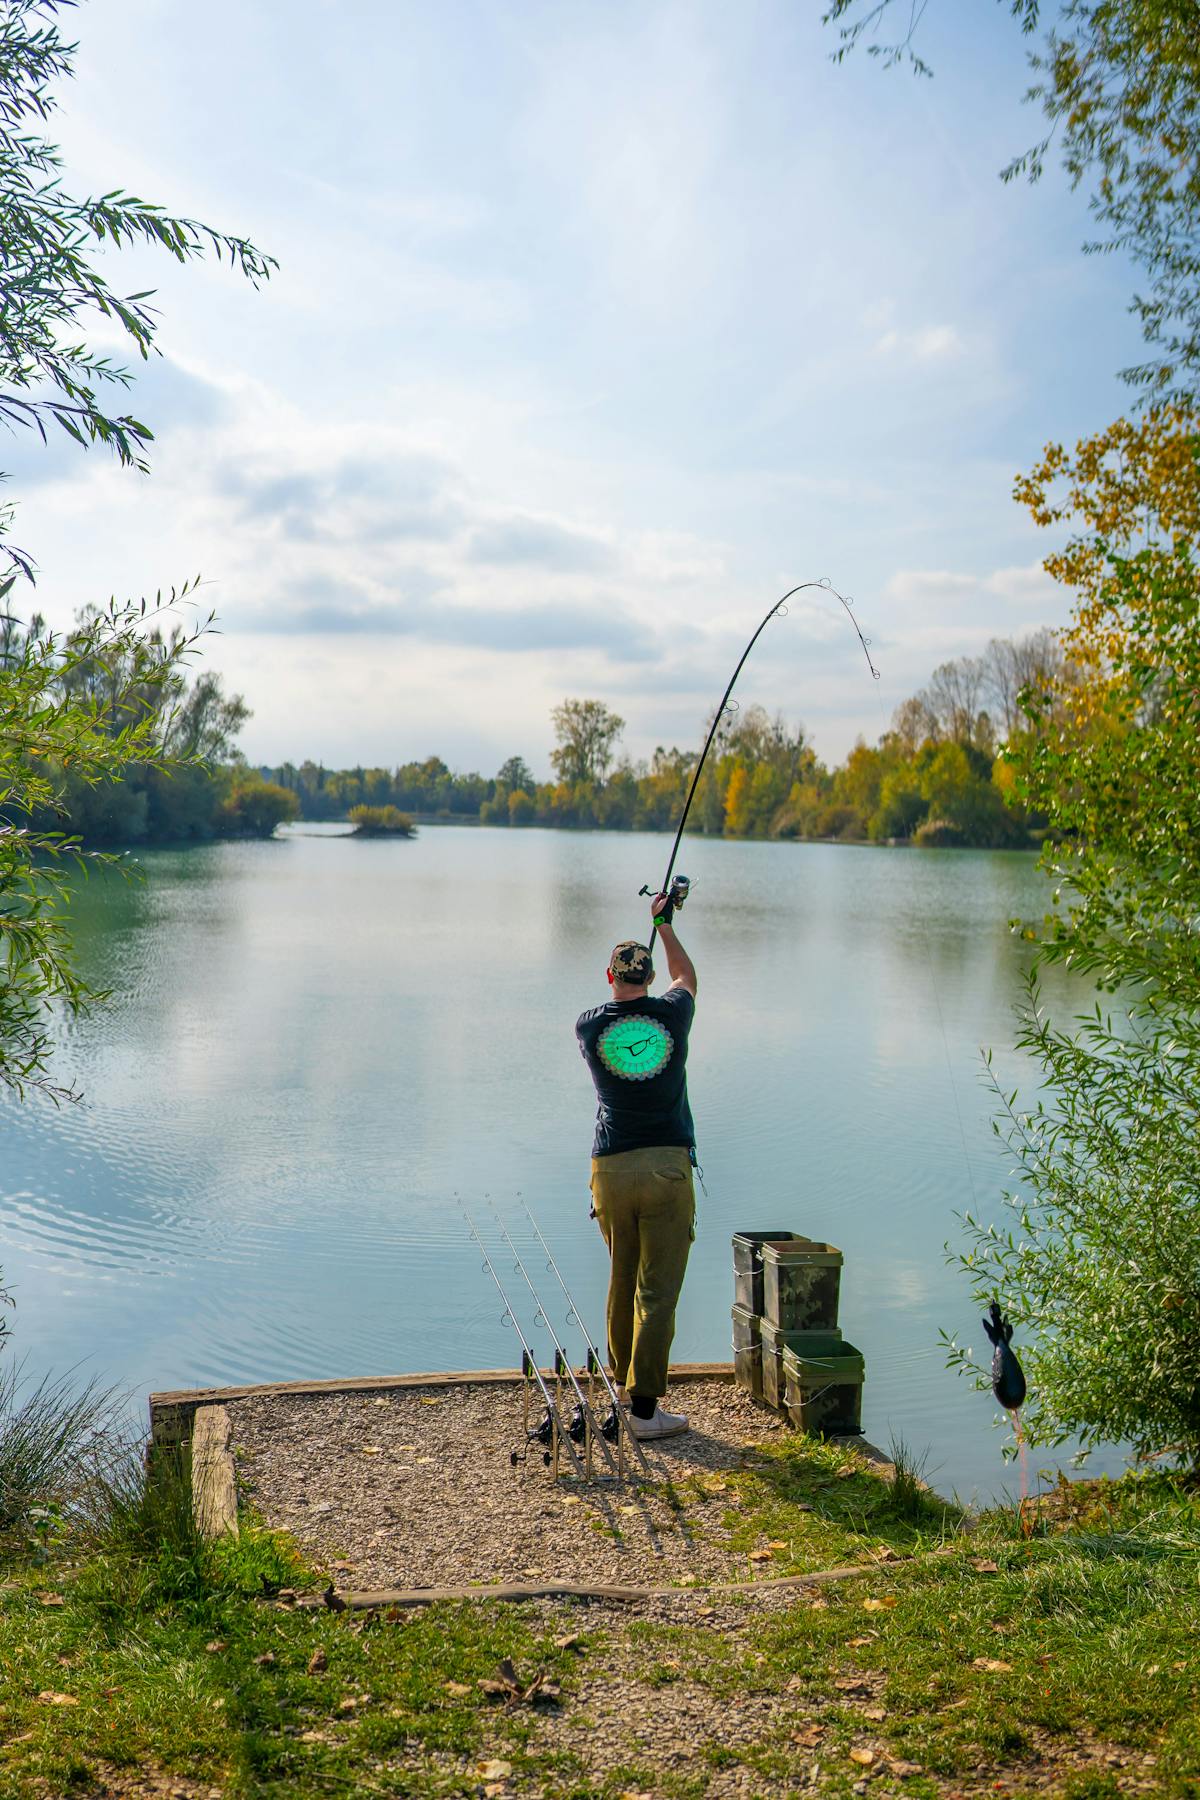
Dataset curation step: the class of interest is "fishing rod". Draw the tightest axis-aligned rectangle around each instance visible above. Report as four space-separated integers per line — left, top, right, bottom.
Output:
461 1202 586 1480
642 579 879 953
516 1194 649 1475
490 1207 619 1480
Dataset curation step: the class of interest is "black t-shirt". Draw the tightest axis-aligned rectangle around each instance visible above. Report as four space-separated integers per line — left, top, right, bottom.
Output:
575 986 696 1158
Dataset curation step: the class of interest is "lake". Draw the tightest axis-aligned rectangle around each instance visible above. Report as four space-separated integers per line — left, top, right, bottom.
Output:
0 824 1122 1503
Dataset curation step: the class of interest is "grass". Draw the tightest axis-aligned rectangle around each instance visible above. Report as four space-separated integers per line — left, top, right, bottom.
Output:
0 1360 122 1538
646 1430 962 1582
0 1428 1198 1797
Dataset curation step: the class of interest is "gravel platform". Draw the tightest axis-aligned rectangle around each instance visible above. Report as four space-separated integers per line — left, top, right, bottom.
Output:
228 1378 817 1592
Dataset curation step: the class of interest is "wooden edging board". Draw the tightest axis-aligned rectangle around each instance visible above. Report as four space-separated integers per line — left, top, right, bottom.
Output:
148 1362 737 1448
293 1561 882 1610
191 1405 238 1541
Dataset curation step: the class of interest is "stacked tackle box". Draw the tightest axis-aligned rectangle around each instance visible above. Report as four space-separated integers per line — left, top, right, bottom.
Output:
731 1230 865 1436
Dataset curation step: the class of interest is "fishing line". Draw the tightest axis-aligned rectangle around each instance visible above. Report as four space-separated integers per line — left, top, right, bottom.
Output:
645 578 880 957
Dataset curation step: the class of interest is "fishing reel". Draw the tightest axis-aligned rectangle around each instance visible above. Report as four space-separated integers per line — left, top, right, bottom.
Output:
510 1408 555 1468
638 874 691 927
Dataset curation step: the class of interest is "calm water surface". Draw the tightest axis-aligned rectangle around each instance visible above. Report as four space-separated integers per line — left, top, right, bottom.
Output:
1 826 1124 1502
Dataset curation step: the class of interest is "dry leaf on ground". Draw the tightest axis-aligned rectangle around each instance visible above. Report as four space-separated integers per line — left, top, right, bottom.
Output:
971 1558 1000 1574
861 1596 897 1612
849 1747 876 1766
306 1648 327 1675
972 1657 1012 1673
443 1681 471 1698
36 1691 78 1706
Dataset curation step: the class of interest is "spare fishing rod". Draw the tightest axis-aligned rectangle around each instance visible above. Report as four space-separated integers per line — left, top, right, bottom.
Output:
461 1202 585 1480
516 1194 650 1476
641 579 879 953
490 1206 619 1480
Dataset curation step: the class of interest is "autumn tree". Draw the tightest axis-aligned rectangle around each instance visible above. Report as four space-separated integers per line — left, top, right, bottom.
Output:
549 699 625 785
1008 403 1200 994
496 755 535 793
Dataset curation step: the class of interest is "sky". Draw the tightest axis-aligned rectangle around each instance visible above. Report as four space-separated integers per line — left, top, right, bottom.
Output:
7 0 1145 776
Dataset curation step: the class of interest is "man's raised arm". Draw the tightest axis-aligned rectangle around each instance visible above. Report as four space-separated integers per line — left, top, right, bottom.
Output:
652 893 697 998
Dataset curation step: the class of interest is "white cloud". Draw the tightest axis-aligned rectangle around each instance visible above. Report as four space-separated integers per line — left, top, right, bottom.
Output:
874 323 966 361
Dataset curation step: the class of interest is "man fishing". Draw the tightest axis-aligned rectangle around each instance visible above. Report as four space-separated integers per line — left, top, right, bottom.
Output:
575 890 698 1441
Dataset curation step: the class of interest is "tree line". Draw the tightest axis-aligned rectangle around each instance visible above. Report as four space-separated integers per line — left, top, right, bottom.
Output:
263 631 1068 848
2 609 298 850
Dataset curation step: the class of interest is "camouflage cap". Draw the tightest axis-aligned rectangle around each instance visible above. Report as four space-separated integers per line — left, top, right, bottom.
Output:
609 940 654 985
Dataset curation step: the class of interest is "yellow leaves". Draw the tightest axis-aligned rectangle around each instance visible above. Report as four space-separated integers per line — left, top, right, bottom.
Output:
861 1596 897 1613
849 1747 877 1766
1016 405 1200 706
793 1722 826 1746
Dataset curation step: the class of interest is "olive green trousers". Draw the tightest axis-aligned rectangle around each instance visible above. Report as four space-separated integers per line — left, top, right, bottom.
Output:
590 1145 695 1401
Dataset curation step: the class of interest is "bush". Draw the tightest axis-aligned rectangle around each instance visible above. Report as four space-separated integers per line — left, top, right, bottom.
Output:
218 776 299 838
914 816 964 848
950 993 1200 1467
508 788 535 826
815 803 865 841
953 408 1200 1468
348 805 414 836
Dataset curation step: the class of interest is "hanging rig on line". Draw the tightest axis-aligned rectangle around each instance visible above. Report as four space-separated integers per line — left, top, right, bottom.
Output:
639 579 879 951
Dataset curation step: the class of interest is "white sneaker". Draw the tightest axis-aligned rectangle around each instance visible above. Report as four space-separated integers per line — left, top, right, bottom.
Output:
627 1404 689 1440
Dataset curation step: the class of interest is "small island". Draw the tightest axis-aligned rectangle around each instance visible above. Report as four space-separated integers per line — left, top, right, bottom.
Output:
348 804 416 837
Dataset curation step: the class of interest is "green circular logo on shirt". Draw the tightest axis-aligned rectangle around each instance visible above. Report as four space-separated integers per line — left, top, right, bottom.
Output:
597 1014 674 1081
